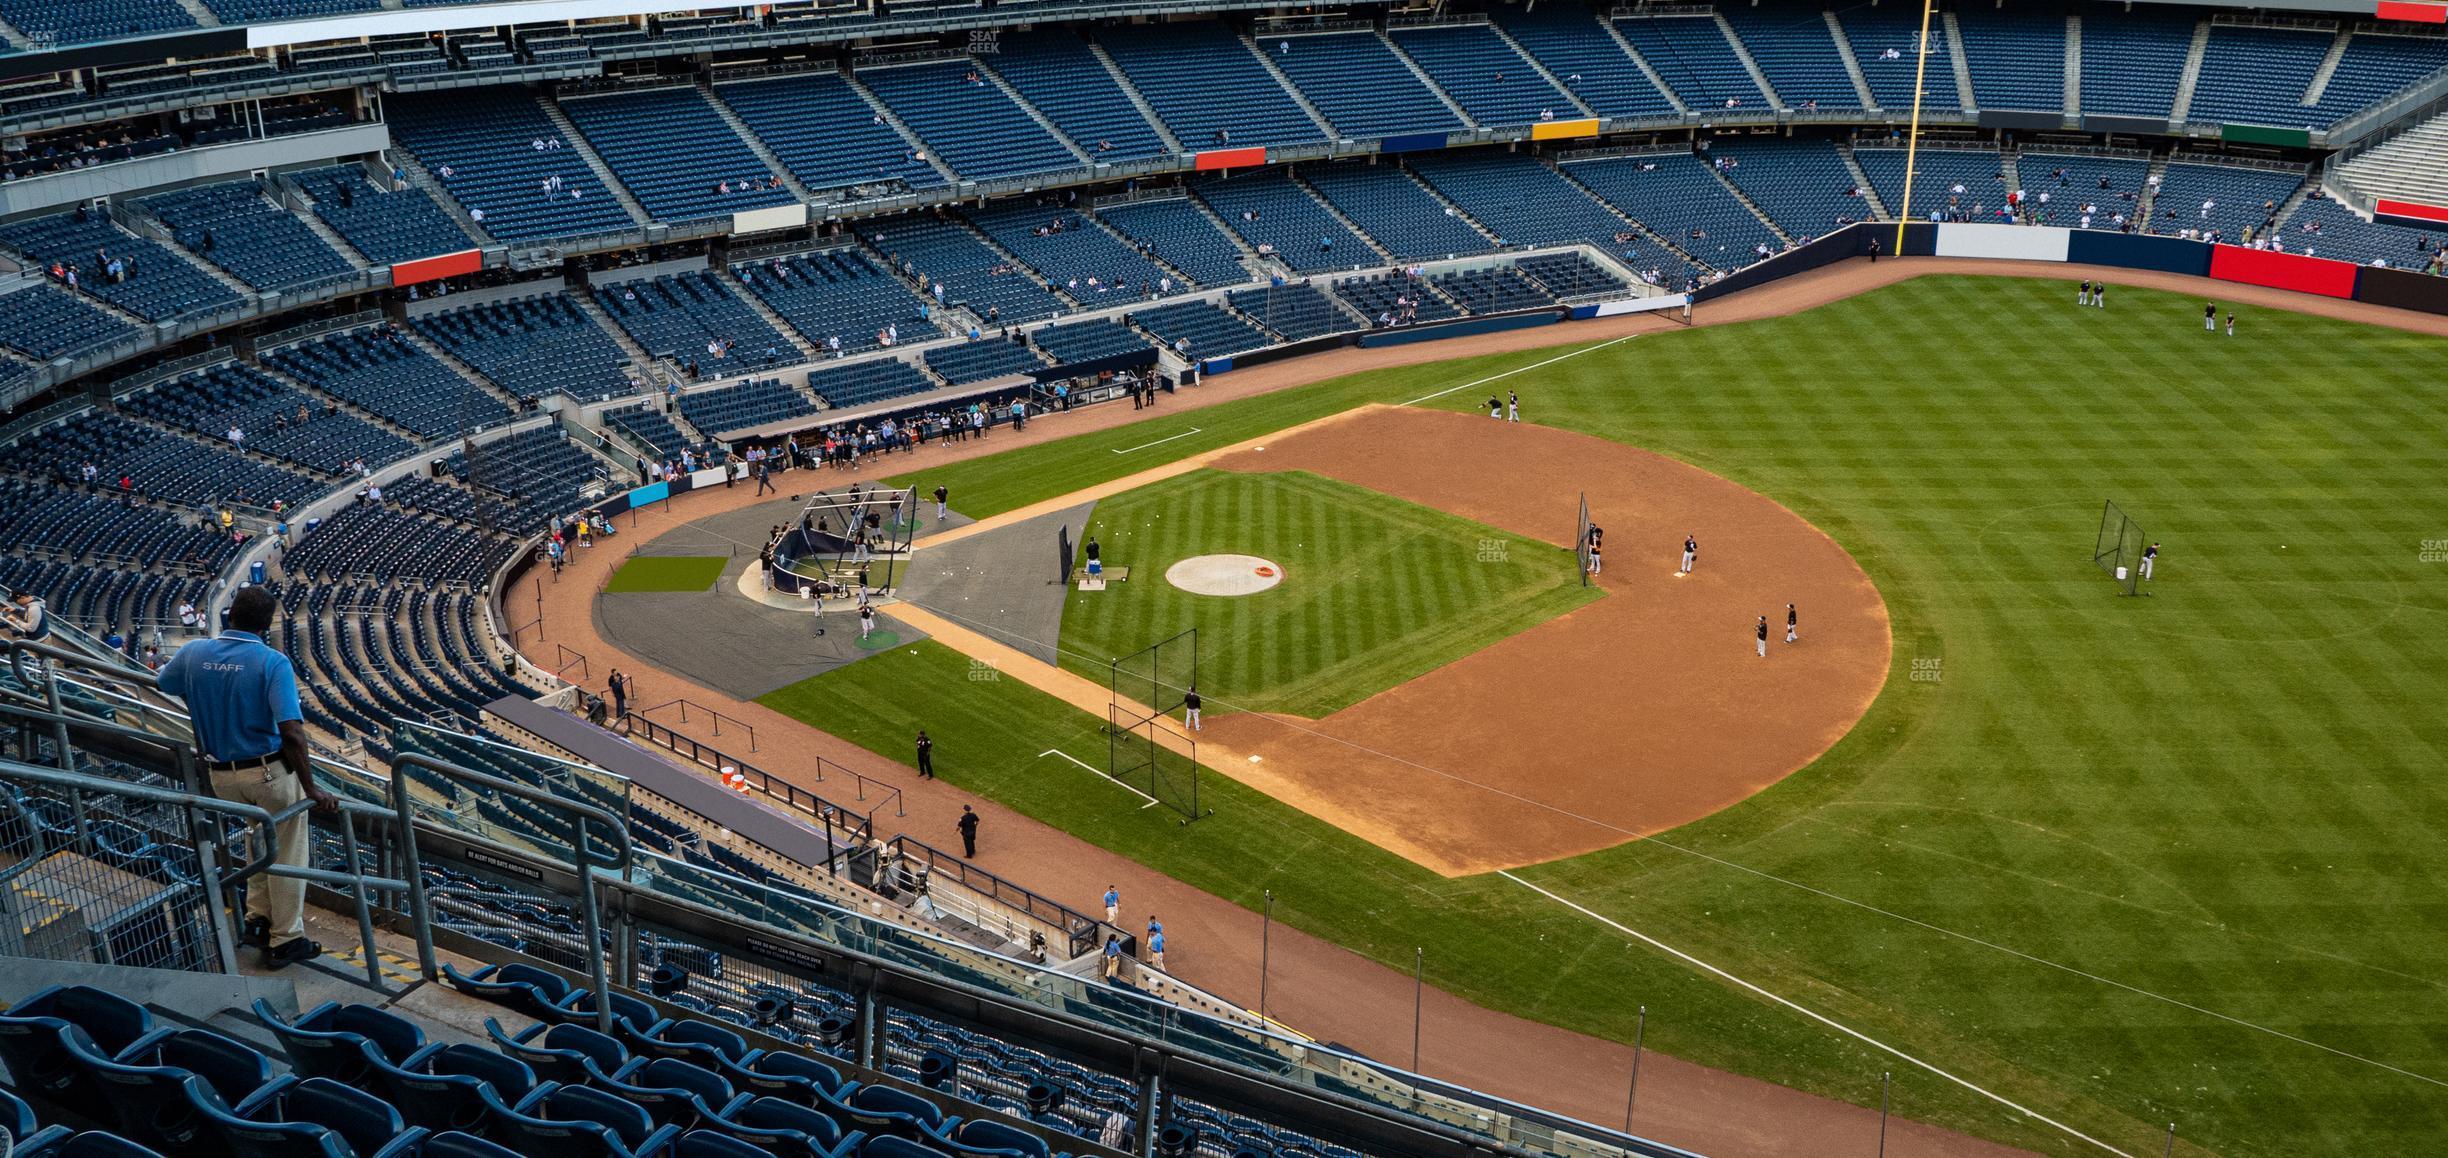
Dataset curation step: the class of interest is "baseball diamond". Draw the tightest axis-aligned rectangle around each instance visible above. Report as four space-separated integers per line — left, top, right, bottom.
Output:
13 5 2448 1156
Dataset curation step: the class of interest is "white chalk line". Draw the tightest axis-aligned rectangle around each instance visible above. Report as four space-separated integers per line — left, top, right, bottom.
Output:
1398 333 1643 407
1111 427 1204 454
1498 870 2141 1158
1038 748 1162 809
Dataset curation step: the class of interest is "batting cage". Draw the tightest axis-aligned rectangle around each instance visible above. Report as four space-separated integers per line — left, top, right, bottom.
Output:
2093 500 2147 596
1105 628 1206 821
1109 627 1198 713
1574 492 1592 586
1107 703 1204 822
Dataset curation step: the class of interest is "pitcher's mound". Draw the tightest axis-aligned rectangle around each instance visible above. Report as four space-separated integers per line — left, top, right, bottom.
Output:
1166 554 1284 596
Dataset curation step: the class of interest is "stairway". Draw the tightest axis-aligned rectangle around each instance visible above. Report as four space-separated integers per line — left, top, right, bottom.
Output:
1837 143 1891 219
840 72 965 185
569 289 659 369
167 0 220 26
1242 34 1343 141
1943 12 1979 114
1545 157 1705 270
2334 110 2448 204
116 204 261 300
2169 19 2211 124
955 216 1081 309
1487 22 1597 117
279 179 378 268
1393 164 1501 246
1085 39 1185 154
2135 155 2171 227
1600 17 1689 116
401 326 521 408
972 60 1092 163
1379 32 1478 129
2064 14 2083 115
1715 14 1783 110
537 96 653 226
252 358 427 445
2303 30 2353 107
699 81 817 200
1823 12 1879 111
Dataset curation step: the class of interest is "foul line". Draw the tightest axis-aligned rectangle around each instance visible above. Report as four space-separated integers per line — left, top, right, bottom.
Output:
1399 333 1642 407
1111 427 1204 454
1499 870 2140 1158
1039 748 1163 809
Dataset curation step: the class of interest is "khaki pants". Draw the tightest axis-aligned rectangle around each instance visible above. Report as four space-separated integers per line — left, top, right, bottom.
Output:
210 760 309 947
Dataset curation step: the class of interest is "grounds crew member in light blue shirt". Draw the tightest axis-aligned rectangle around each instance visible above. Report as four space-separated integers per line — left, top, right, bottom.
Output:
157 585 338 967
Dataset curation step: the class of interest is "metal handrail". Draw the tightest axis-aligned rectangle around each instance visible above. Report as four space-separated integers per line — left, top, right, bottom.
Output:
889 833 1107 959
620 713 877 859
634 696 757 752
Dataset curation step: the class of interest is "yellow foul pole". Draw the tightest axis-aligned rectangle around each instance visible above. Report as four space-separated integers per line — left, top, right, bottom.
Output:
1892 0 1940 255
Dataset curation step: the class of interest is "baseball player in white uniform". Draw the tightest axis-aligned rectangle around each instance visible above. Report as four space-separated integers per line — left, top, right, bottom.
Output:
1755 616 1769 658
1680 535 1698 574
2140 543 2158 582
1785 603 1798 643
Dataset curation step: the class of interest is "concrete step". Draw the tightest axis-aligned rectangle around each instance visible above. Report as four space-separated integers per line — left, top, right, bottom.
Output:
700 80 818 201
1379 30 1478 129
972 57 1092 164
840 70 966 186
2170 18 2211 124
1487 21 1596 118
1085 39 1185 154
1824 11 1879 111
1715 13 1782 110
1242 33 1343 142
538 95 654 227
1600 16 1689 116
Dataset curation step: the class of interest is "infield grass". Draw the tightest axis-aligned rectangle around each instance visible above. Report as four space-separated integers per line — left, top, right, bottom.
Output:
603 555 728 593
1055 469 1598 717
804 275 2448 1157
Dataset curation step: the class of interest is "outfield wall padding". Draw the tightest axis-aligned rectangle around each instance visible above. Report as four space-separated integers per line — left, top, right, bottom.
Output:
2349 264 2448 316
1377 132 1449 154
1356 311 1558 347
2064 231 2213 276
1935 223 2070 261
2208 245 2360 299
1693 222 1929 302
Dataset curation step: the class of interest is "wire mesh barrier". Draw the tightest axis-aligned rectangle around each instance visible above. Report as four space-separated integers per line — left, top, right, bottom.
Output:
1107 702 1205 823
2093 499 2148 596
1107 625 1198 713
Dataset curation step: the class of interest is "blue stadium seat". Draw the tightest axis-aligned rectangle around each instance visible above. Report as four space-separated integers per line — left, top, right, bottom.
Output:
714 73 945 196
0 986 155 1117
1097 24 1325 149
1258 32 1458 139
388 89 637 241
252 999 427 1085
558 87 792 223
860 61 1077 181
142 181 359 293
1389 23 1572 127
295 167 478 265
981 31 1170 162
1494 7 1677 119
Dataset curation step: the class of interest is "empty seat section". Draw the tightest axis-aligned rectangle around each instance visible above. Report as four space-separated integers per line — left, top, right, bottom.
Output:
388 89 637 241
411 295 635 403
295 166 478 265
1299 161 1491 259
676 378 817 435
558 86 793 223
1567 153 1781 268
1029 318 1153 363
1719 7 1861 110
965 203 1173 297
122 363 411 474
867 215 1066 323
1432 265 1554 313
923 337 1048 384
2147 162 2305 239
1095 198 1249 288
0 412 322 509
596 271 792 365
0 283 137 360
264 326 511 439
603 403 705 461
1097 23 1326 148
803 358 935 408
1390 23 1570 127
1516 251 1629 297
714 72 946 195
1954 7 2067 112
0 0 194 45
2310 33 2448 124
1613 14 1767 111
1495 7 1678 119
1712 138 1872 236
2275 194 2435 266
2018 151 2151 223
860 60 1078 180
981 31 1170 162
141 180 358 293
1194 170 1374 273
1226 281 1356 341
2077 5 2195 119
731 248 933 355
1332 272 1461 325
1837 6 1963 112
1407 151 1688 283
1127 300 1272 358
1853 147 2006 219
1259 32 1459 139
2187 25 2331 126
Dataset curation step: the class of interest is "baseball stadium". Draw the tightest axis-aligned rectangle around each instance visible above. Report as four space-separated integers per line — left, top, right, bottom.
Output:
0 0 2445 1156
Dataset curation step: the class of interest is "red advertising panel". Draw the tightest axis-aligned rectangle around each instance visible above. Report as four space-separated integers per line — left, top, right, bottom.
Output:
2375 0 2447 23
2208 245 2359 299
391 249 483 288
2374 198 2448 225
1194 146 1268 171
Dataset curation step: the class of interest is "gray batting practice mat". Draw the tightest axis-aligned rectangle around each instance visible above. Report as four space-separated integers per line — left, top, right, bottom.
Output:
895 500 1096 667
625 486 976 562
596 541 932 703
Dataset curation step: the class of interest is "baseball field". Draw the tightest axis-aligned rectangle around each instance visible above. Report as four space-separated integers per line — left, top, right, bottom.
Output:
746 274 2448 1157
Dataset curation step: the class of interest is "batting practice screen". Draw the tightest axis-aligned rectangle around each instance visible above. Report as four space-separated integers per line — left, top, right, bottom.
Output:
1107 703 1204 822
1109 627 1198 713
2093 500 2146 596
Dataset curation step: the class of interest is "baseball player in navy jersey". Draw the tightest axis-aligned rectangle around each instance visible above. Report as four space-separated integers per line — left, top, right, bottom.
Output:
2205 303 2218 332
2093 282 2106 309
1756 616 1769 658
1680 535 1698 574
1506 390 1520 422
2077 280 2091 306
2140 542 2159 582
1785 603 1798 643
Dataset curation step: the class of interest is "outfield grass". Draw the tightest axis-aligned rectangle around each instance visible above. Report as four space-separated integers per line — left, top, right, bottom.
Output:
604 555 729 593
1057 469 1597 717
823 275 2448 1157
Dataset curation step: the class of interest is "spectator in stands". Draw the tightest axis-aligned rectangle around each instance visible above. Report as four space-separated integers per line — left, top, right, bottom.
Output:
2 590 51 653
159 585 338 968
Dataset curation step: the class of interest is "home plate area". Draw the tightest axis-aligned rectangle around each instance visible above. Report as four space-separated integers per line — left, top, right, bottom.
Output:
1163 554 1284 596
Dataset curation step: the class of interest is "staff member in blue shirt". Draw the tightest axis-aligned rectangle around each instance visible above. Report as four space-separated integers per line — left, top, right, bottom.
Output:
158 585 338 967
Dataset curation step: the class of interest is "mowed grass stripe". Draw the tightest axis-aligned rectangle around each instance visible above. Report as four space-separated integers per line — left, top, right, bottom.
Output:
781 276 2448 1157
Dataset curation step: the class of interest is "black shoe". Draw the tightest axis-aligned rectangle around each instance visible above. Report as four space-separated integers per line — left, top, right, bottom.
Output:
243 916 270 947
265 938 322 969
